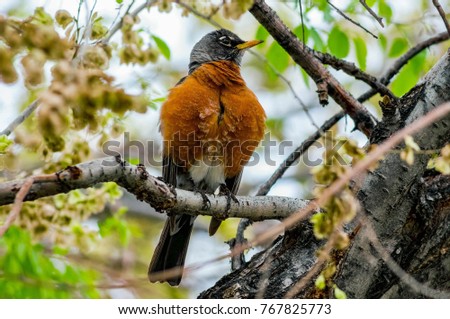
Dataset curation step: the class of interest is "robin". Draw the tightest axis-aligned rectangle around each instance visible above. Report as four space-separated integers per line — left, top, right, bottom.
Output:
148 29 266 285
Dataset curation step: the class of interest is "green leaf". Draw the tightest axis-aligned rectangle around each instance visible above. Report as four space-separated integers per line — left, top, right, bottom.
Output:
314 0 328 11
91 19 108 40
328 26 350 58
152 35 171 60
300 67 311 88
410 49 427 74
313 0 331 20
128 157 141 166
53 194 66 209
255 25 269 44
98 207 131 247
294 24 309 44
0 135 13 153
379 0 393 23
390 50 426 96
353 37 367 70
116 0 123 3
149 96 166 110
388 38 408 58
102 181 122 199
309 28 325 51
366 0 376 6
266 42 289 73
0 226 101 298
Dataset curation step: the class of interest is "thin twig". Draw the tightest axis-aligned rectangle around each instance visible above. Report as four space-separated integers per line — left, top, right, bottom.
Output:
298 0 306 45
327 0 378 39
0 174 57 237
359 0 384 27
381 32 449 85
103 0 155 43
432 0 450 36
0 100 39 136
72 0 97 66
0 177 34 237
74 0 84 43
124 0 137 16
108 1 125 31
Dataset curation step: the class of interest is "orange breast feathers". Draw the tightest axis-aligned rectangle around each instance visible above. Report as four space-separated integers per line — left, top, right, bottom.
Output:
160 60 266 178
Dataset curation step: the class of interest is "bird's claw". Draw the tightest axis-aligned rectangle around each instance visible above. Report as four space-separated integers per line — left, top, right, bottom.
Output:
195 188 211 210
219 183 239 213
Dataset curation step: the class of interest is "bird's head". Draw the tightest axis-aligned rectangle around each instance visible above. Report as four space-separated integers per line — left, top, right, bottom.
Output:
188 29 263 73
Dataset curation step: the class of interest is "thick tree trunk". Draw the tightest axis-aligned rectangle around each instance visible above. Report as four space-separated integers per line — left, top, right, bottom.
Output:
199 51 450 299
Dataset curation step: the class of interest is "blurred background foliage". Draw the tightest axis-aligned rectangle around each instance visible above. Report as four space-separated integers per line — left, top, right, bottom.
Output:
0 0 449 298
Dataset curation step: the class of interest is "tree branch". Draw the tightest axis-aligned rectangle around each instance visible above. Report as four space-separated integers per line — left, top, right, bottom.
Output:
311 49 396 100
0 156 313 224
249 0 376 136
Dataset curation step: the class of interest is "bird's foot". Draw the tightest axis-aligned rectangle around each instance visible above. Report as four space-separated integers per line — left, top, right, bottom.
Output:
194 187 211 210
218 183 239 213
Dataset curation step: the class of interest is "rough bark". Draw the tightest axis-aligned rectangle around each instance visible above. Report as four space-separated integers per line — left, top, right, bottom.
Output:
198 51 450 298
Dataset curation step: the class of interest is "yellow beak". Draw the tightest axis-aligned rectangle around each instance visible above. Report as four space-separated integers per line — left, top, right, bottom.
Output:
236 40 264 50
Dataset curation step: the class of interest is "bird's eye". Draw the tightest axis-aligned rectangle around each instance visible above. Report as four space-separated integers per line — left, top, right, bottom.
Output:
219 36 232 47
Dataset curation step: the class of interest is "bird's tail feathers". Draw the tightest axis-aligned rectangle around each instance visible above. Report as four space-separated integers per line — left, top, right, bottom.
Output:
148 214 195 286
